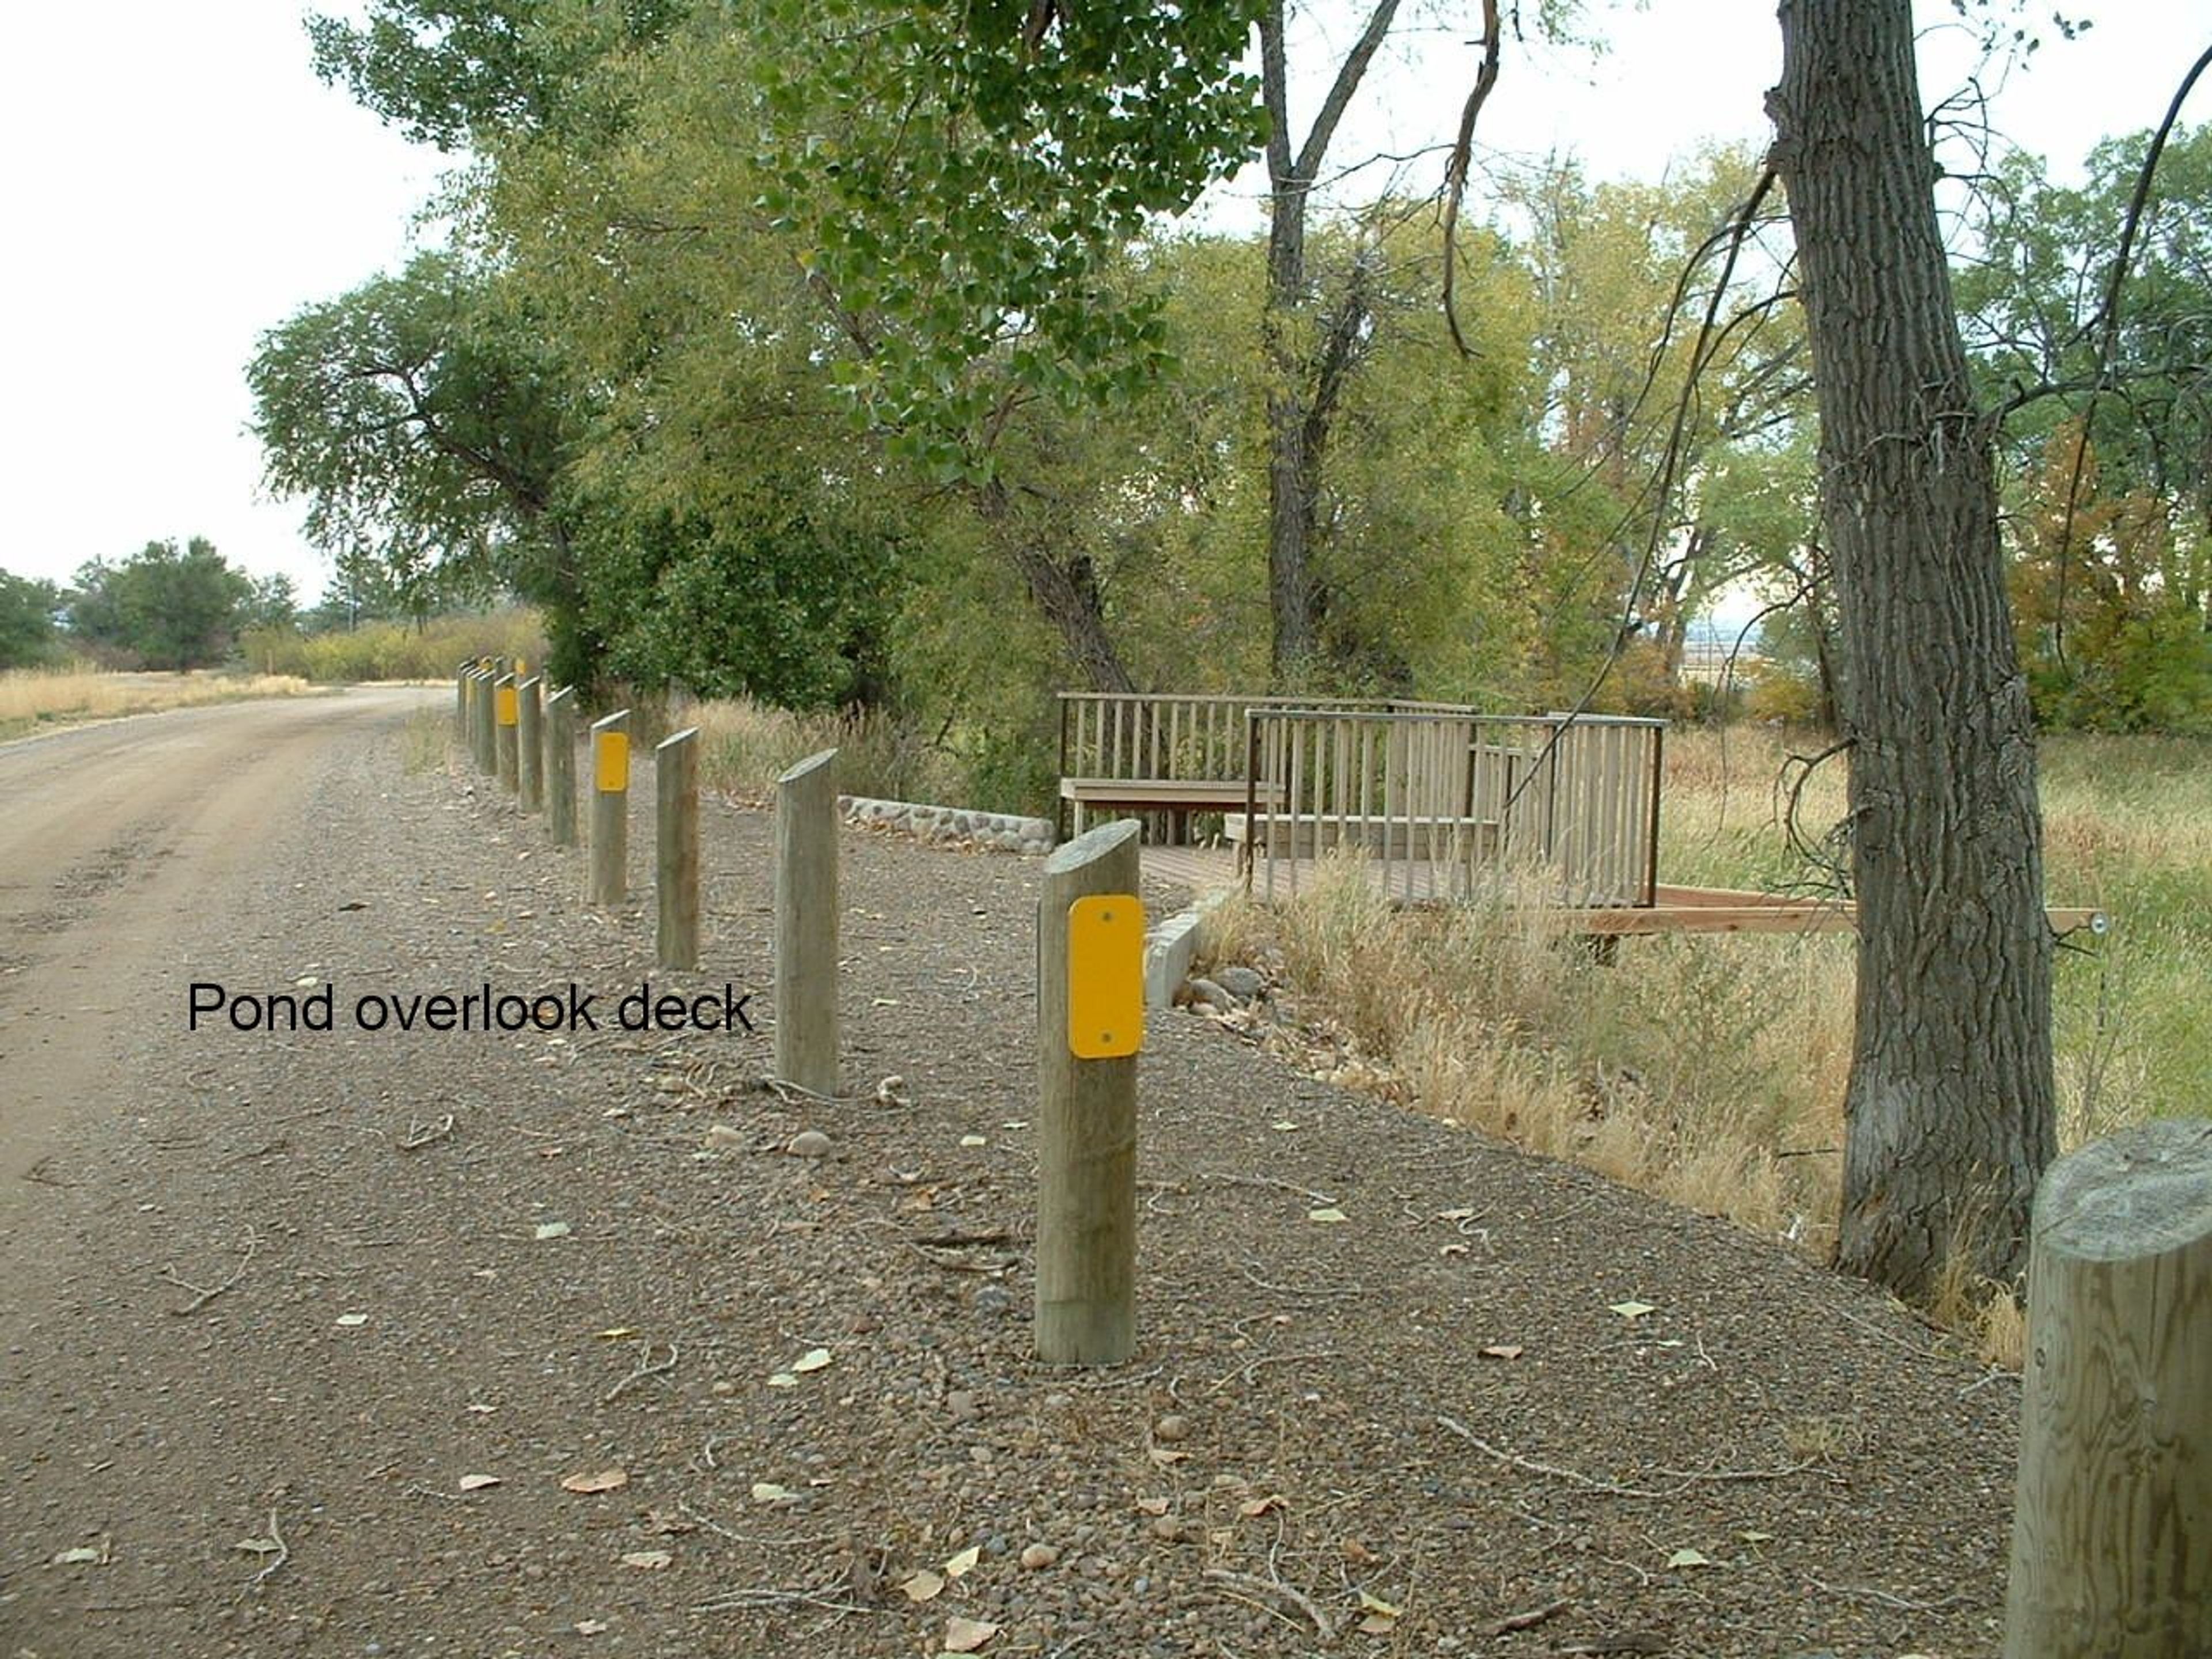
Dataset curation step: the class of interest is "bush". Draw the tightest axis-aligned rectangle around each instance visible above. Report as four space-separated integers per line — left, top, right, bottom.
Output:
241 611 547 683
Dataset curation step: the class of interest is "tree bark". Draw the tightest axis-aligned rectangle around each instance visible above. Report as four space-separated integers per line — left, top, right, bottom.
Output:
1258 0 1400 684
1768 0 2054 1300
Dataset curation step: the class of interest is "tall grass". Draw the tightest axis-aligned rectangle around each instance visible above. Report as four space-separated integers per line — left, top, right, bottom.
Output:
1197 724 2209 1350
241 611 545 683
683 696 971 806
0 666 316 737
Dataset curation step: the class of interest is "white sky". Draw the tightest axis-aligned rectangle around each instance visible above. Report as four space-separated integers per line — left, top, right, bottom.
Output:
0 2 2195 604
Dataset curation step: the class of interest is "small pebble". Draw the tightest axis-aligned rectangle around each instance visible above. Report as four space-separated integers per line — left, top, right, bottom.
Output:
946 1389 980 1422
1153 1414 1191 1442
787 1129 832 1158
1020 1543 1059 1570
704 1124 745 1150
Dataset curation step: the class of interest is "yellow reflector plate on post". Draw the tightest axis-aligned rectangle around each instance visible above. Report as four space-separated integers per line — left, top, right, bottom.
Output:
496 684 519 726
596 731 630 793
1067 893 1144 1059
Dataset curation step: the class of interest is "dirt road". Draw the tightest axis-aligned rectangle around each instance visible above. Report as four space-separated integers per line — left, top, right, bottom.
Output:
0 691 436 1195
0 693 2022 1658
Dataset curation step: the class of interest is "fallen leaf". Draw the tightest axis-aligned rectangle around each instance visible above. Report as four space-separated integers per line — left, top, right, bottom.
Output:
535 1221 572 1241
1146 1446 1190 1467
944 1544 982 1577
1479 1344 1525 1361
1438 1207 1478 1222
943 1616 1000 1653
791 1348 834 1374
1608 1300 1657 1320
465 1402 497 1415
900 1569 945 1603
1237 1494 1286 1517
1306 1207 1349 1224
458 1474 502 1493
766 1372 798 1389
1134 1495 1171 1516
50 1546 104 1566
1341 1539 1380 1565
749 1482 796 1505
575 1619 608 1637
620 1550 673 1570
594 1327 637 1340
959 1135 988 1148
235 1536 282 1555
1440 1243 1470 1258
1665 1547 1712 1569
335 1313 369 1328
1358 1614 1398 1635
1738 1529 1773 1544
1358 1590 1402 1618
561 1468 630 1495
1268 1120 1299 1132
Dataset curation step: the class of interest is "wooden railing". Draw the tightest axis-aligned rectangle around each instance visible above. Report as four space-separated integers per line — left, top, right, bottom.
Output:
1055 692 1467 840
1238 709 1665 908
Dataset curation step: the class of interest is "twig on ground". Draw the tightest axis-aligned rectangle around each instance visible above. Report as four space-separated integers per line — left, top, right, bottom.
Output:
398 1114 456 1150
161 1229 258 1315
1200 1171 1339 1208
1491 1599 1571 1634
1209 1349 1341 1396
603 1340 680 1404
1441 1414 1828 1499
1238 1261 1358 1299
1804 1576 1972 1612
244 1510 289 1592
690 1580 883 1616
1201 1568 1334 1641
675 1499 839 1550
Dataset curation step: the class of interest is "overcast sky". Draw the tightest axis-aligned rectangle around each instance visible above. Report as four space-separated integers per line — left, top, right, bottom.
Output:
0 3 2193 604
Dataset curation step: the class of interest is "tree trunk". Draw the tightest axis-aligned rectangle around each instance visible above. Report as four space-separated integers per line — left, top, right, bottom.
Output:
1769 0 2054 1300
1257 0 1400 685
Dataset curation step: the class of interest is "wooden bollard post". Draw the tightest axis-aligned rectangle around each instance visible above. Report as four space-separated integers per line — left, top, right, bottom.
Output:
516 676 544 814
472 668 497 775
544 687 578 847
589 710 630 906
494 673 520 792
773 749 839 1096
2005 1119 2212 1657
1035 819 1144 1366
455 661 470 740
656 728 699 971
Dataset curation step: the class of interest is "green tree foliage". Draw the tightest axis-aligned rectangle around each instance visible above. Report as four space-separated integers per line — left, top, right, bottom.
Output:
1959 124 2212 730
0 570 63 669
69 539 254 671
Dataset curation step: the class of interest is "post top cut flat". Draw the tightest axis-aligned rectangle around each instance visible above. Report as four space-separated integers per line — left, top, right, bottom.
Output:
2037 1119 2212 1261
778 748 838 785
1045 819 1140 875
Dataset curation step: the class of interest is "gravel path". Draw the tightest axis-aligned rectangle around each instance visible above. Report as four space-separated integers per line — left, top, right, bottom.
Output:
0 709 2020 1657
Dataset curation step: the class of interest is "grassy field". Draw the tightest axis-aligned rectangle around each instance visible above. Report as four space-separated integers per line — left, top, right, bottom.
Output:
1195 724 2209 1353
0 666 317 740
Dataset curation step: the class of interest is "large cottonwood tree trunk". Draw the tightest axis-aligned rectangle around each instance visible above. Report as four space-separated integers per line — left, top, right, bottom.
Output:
1768 0 2055 1300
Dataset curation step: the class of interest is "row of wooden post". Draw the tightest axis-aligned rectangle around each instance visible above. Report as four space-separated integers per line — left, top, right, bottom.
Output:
451 662 839 1065
451 668 2206 1649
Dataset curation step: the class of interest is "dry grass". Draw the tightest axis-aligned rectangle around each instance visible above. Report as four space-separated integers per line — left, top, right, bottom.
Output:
1196 723 2205 1358
683 695 968 808
0 666 316 736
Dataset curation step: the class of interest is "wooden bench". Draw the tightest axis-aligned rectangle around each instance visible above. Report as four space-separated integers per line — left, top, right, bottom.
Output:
1058 777 1282 839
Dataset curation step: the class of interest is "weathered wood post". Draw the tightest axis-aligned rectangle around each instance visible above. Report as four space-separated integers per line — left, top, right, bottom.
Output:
455 661 470 740
1035 819 1144 1366
472 666 497 775
2005 1119 2212 1658
516 675 544 813
773 749 839 1096
589 709 630 906
656 728 700 971
494 673 519 793
544 686 578 847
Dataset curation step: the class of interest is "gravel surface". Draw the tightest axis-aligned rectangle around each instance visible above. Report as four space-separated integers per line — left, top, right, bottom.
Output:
0 712 2022 1657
